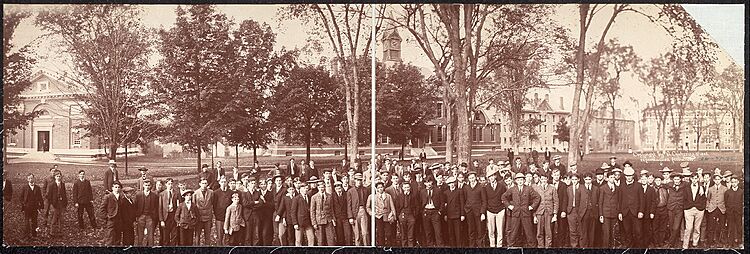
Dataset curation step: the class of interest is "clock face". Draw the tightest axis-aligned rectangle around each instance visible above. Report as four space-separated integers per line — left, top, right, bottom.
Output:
391 40 398 47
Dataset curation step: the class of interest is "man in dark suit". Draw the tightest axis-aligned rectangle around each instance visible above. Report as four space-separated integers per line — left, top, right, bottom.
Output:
543 147 551 162
46 171 67 237
134 179 159 246
347 173 370 246
484 167 507 247
242 177 261 245
418 177 443 247
397 182 419 246
608 156 622 171
464 171 487 247
100 181 129 246
551 169 569 247
618 166 643 248
331 181 352 246
271 175 286 245
502 173 541 247
724 176 742 247
212 177 233 245
175 190 199 245
41 167 56 230
72 170 97 229
598 172 619 248
291 183 314 246
19 173 44 239
277 184 297 245
442 176 465 247
512 157 528 175
574 173 599 248
104 160 119 194
638 170 658 248
159 178 180 246
507 148 514 164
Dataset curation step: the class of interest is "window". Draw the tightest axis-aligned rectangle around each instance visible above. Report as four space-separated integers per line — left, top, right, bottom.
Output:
389 50 399 60
437 102 444 118
72 128 82 148
475 112 481 121
437 126 444 142
8 134 17 146
381 135 389 144
490 126 495 141
478 127 483 142
38 82 49 92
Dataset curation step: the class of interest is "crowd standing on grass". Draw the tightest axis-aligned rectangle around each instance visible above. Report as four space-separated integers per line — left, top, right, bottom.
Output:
371 154 744 249
4 153 743 249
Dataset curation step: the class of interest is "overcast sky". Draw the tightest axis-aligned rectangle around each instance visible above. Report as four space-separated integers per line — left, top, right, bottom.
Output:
7 3 745 123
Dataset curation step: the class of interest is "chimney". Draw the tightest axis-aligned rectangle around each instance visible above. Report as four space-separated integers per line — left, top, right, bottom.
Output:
534 93 539 102
559 97 564 111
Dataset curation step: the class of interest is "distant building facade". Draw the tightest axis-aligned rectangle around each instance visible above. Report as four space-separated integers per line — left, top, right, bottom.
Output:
641 102 737 151
587 109 636 153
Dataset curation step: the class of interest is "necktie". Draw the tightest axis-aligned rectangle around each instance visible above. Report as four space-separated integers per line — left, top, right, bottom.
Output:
572 185 576 207
610 185 614 192
428 190 433 205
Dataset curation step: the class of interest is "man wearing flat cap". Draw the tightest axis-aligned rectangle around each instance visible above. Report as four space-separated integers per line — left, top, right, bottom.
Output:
136 167 153 193
347 173 370 246
502 172 541 247
463 171 487 247
443 176 465 247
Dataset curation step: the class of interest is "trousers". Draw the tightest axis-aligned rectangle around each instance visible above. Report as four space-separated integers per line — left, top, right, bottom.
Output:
486 209 505 247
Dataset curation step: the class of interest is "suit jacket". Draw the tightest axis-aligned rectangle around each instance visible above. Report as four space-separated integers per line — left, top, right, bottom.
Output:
241 190 261 219
19 184 43 212
396 191 420 217
104 169 119 191
193 188 215 222
72 179 93 204
706 184 727 213
533 183 558 215
549 163 567 176
598 184 619 218
553 181 568 217
502 185 541 218
159 189 180 222
463 183 487 215
310 191 334 226
724 187 742 215
682 184 707 211
175 202 199 229
136 176 155 192
285 162 298 178
443 187 465 219
618 181 644 217
134 191 160 221
638 184 658 216
272 186 286 218
484 182 507 213
419 188 444 213
278 194 296 222
291 194 313 227
666 184 686 211
568 184 599 218
346 186 368 219
212 188 234 221
46 181 68 209
331 191 348 220
224 203 244 232
100 192 126 220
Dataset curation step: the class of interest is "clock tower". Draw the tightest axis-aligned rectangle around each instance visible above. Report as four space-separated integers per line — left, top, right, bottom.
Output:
381 20 402 66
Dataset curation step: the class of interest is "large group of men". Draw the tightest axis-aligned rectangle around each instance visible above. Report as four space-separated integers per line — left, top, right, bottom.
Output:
4 153 744 249
370 154 743 249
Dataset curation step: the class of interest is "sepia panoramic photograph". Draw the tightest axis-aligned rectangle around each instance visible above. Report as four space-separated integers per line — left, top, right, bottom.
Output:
1 3 745 251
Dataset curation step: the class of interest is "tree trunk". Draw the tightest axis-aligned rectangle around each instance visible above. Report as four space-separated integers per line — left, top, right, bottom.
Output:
125 145 129 176
445 94 454 163
401 143 405 161
568 4 589 167
306 122 312 164
109 143 118 160
197 148 202 173
211 143 215 170
610 103 617 153
253 145 257 163
3 133 8 166
236 144 239 167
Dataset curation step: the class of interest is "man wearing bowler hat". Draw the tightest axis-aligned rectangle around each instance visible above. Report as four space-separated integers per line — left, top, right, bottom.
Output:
104 160 120 194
